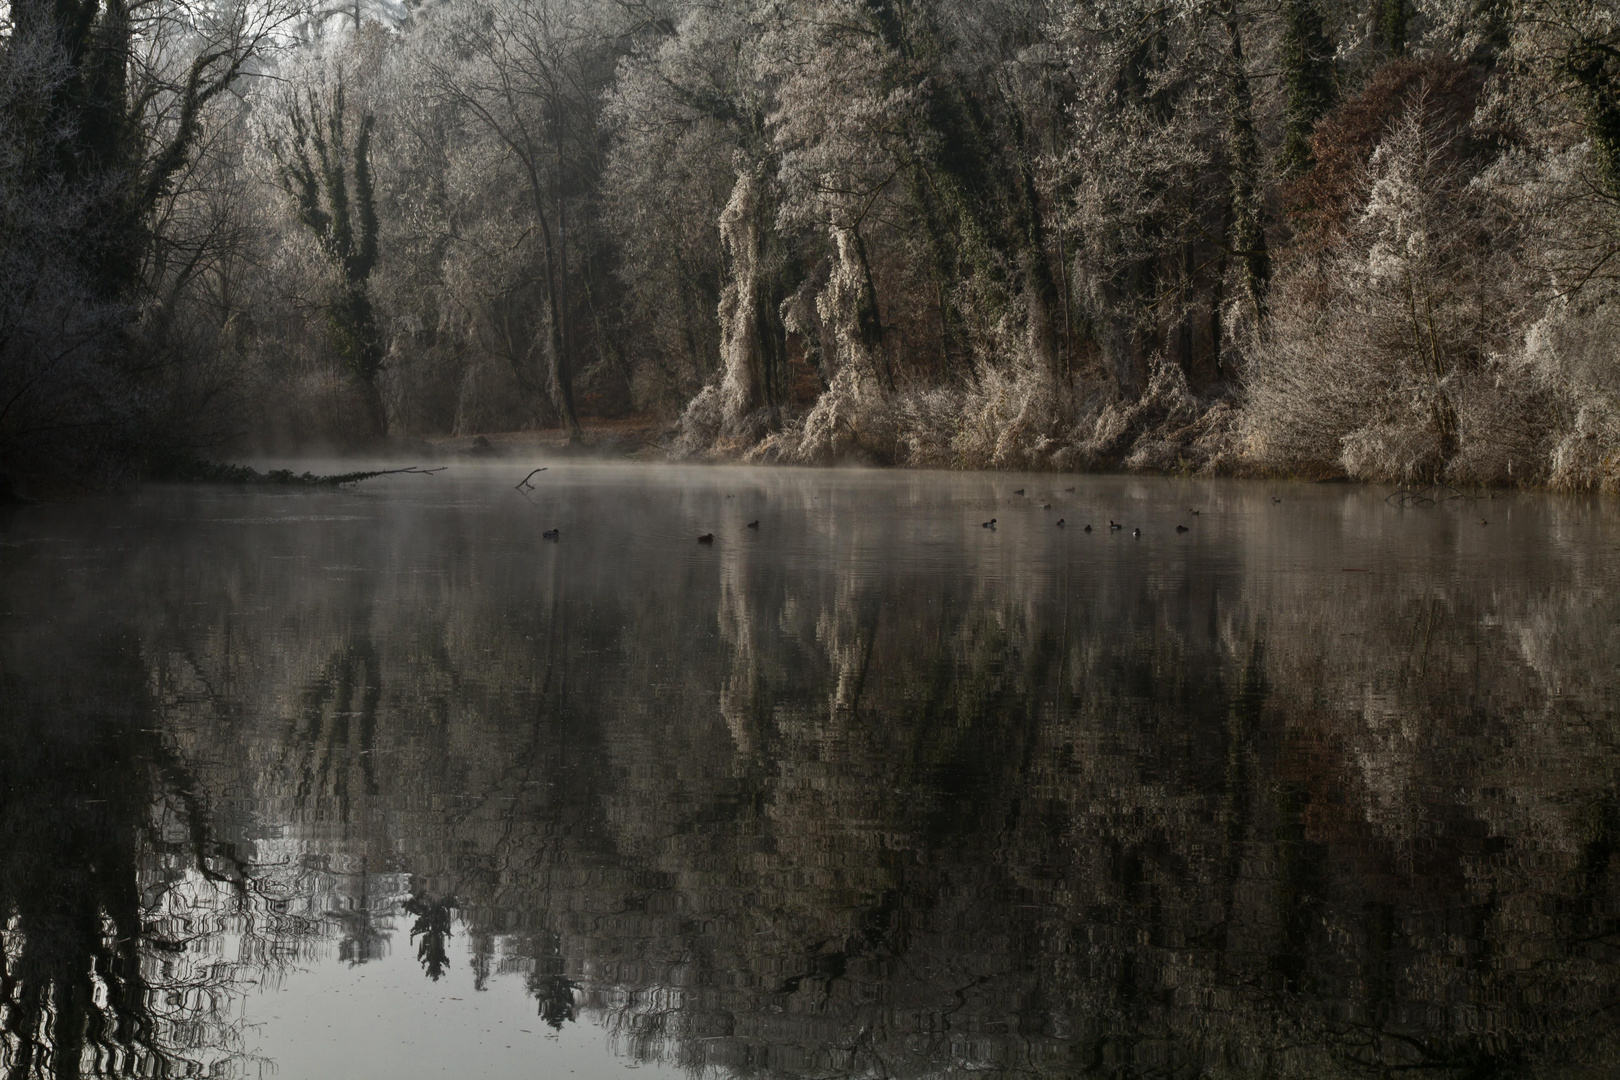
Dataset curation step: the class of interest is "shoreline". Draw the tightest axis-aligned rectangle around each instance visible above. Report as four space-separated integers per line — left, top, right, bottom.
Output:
0 416 1590 500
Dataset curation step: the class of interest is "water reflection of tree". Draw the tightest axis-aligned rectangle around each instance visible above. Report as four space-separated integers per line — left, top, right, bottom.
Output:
404 894 456 981
20 482 1620 1079
0 630 251 1078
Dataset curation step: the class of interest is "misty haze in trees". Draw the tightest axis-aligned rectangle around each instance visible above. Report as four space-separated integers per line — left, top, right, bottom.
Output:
8 0 1620 486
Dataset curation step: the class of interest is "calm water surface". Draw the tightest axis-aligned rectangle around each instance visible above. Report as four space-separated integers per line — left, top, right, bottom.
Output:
2 463 1619 1078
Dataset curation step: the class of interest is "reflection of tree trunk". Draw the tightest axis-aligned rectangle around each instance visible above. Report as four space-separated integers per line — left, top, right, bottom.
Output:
1272 783 1323 992
718 538 763 756
292 634 384 820
1214 637 1266 969
0 629 237 1075
825 582 882 717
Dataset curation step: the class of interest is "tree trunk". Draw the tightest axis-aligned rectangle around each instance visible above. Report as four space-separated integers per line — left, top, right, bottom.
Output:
717 170 771 439
554 115 581 442
1224 1 1270 325
528 162 581 441
1279 0 1337 176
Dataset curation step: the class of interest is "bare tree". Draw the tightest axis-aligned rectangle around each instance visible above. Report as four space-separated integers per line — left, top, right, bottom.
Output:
417 0 627 440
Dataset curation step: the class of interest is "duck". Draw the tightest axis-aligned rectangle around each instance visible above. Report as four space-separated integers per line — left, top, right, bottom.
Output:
1041 502 1052 510
1109 520 1122 531
1188 509 1201 516
1056 518 1066 528
1064 486 1076 493
1175 524 1189 533
1083 523 1092 533
697 533 715 544
1272 496 1282 503
747 520 760 529
1132 527 1141 538
542 528 560 541
1479 518 1489 526
1014 488 1025 496
982 518 997 529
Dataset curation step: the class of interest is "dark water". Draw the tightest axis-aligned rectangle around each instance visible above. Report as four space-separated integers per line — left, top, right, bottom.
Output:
2 463 1619 1079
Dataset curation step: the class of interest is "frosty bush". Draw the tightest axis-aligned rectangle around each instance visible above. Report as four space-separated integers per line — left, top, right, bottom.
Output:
1246 94 1528 483
674 383 728 459
786 363 896 464
1520 291 1620 491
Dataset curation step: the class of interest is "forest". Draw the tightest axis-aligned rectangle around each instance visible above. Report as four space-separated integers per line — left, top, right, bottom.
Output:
4 0 1620 489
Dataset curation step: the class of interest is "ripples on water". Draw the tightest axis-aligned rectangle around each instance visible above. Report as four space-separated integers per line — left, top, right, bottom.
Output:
2 463 1619 1078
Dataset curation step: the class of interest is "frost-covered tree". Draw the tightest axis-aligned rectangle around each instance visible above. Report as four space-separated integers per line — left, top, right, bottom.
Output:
270 81 388 437
15 0 1620 483
0 0 291 483
414 0 629 439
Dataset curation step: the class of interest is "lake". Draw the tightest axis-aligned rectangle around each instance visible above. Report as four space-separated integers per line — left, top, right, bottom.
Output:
2 462 1618 1078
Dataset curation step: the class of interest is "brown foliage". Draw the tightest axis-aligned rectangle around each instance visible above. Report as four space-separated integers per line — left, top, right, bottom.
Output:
1284 58 1488 243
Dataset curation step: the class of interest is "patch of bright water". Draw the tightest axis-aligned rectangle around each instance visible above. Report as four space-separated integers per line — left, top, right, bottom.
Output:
245 920 683 1080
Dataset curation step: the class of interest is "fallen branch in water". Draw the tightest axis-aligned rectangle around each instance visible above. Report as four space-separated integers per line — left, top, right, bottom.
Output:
515 467 548 489
163 460 447 486
1385 484 1475 507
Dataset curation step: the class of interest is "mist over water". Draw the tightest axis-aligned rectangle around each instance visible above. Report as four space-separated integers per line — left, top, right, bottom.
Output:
2 464 1619 1078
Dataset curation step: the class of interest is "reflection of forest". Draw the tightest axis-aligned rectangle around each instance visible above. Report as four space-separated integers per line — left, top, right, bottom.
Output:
3 481 1620 1077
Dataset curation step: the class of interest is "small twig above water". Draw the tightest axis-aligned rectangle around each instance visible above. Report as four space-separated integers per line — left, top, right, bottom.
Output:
515 467 549 489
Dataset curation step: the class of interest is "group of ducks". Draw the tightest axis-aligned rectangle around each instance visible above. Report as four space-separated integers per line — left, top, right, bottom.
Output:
980 516 1194 537
979 491 1204 538
543 489 1211 545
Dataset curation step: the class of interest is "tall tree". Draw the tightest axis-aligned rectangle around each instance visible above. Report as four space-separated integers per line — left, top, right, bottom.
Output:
420 0 627 440
1279 0 1338 175
0 0 288 480
271 82 390 438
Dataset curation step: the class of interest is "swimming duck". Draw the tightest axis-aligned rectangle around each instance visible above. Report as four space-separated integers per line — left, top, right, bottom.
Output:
1014 489 1025 496
1064 486 1076 493
1189 509 1201 516
1109 520 1122 531
542 528 560 541
697 533 714 544
747 520 760 529
1056 518 1065 527
1083 524 1092 532
982 518 997 529
1175 524 1189 533
1041 503 1052 510
1132 527 1141 538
